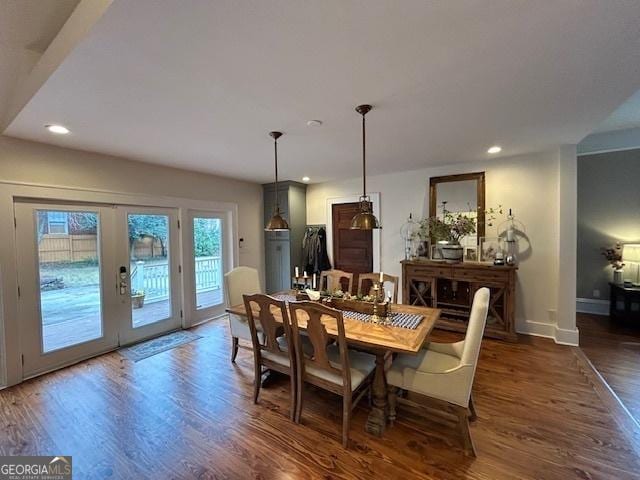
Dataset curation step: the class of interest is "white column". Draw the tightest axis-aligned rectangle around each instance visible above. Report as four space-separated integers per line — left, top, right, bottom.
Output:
134 260 145 292
555 145 579 345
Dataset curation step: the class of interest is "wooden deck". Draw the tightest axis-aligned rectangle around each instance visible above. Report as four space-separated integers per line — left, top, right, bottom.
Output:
2 318 639 479
43 289 222 352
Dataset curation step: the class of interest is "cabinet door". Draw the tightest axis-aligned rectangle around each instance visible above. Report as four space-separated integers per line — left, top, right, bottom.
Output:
265 239 291 293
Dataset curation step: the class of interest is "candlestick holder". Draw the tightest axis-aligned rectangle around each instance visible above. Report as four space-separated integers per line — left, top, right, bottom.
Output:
370 283 383 324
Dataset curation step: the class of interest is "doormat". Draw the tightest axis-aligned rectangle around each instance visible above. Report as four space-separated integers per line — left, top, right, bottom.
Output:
119 330 202 362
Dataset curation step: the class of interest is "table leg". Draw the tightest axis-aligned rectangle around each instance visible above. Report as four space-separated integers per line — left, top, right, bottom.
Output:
365 352 388 436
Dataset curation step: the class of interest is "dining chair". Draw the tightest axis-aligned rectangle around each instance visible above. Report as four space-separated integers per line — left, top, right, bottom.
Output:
387 287 490 456
357 273 399 303
243 293 297 420
224 266 262 363
320 269 354 294
288 301 375 447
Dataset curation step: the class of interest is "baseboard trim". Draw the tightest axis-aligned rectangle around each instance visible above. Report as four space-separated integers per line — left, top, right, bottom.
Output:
576 297 609 316
517 320 579 346
572 347 640 457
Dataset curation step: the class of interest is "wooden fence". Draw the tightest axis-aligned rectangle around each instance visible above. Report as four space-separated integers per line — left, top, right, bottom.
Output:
38 234 167 263
38 234 98 263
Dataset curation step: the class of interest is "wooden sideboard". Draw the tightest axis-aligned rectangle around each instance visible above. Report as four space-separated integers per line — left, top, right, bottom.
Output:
401 260 517 341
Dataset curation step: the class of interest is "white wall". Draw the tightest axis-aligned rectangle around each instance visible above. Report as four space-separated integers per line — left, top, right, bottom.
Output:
0 135 264 386
307 148 578 344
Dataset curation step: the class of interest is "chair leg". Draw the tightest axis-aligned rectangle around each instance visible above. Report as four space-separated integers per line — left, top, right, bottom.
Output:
289 371 296 421
469 393 477 422
295 383 303 424
253 364 262 405
457 406 476 457
388 386 399 425
342 395 352 448
230 336 239 363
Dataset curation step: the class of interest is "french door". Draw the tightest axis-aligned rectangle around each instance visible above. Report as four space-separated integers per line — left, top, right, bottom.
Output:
15 201 181 378
184 210 228 323
116 206 181 345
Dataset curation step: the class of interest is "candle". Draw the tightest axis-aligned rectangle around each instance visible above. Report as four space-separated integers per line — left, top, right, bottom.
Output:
312 273 316 289
295 266 299 277
303 270 307 278
379 271 384 283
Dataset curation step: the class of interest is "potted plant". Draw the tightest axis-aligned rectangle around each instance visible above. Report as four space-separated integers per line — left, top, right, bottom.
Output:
601 242 625 285
426 204 477 261
131 289 146 309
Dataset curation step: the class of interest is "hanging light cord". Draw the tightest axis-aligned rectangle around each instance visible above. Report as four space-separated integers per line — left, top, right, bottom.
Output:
274 136 279 213
361 112 366 199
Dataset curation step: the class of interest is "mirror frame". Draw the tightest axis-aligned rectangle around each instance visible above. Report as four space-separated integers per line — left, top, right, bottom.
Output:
429 172 486 244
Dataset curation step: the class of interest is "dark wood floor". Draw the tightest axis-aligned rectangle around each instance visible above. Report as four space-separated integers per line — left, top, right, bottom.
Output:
2 319 640 479
577 312 640 423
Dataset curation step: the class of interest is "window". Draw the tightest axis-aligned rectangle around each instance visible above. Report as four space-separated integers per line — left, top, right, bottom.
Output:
47 211 69 234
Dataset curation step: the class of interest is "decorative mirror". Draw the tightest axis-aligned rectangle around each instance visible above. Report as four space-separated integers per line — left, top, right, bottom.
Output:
429 172 486 247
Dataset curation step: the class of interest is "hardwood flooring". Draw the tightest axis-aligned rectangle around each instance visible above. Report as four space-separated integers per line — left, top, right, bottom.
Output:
577 312 640 423
1 319 640 479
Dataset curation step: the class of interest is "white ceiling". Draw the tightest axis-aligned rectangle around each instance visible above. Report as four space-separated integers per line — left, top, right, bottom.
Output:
592 88 640 134
0 0 79 122
5 0 640 183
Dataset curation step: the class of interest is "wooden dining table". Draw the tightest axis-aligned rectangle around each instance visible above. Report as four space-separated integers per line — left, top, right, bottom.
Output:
226 291 440 436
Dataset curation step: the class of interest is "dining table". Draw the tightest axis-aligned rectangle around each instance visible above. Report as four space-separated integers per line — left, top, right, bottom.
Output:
226 291 441 436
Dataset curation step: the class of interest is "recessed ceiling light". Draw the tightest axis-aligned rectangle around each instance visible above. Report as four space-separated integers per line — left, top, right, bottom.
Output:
306 120 323 127
302 176 310 182
45 124 70 135
487 145 502 154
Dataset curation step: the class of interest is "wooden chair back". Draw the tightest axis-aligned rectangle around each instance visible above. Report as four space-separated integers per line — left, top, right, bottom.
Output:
288 301 352 395
357 273 399 303
242 294 293 364
320 269 354 294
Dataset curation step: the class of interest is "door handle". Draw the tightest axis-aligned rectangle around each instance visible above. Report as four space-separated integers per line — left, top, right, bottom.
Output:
119 266 128 295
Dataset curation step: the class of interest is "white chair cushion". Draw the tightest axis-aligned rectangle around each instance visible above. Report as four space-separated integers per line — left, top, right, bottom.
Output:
387 349 460 387
261 349 291 368
304 345 375 391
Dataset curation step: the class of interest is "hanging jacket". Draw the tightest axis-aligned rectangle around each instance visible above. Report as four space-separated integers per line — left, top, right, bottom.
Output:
303 226 331 274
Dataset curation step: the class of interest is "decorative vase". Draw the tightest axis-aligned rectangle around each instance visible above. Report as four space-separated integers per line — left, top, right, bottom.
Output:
440 244 464 261
613 269 624 285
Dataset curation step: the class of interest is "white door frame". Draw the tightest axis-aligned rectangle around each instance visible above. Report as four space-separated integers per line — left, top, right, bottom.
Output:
325 193 381 272
0 180 240 387
14 202 120 378
183 209 233 326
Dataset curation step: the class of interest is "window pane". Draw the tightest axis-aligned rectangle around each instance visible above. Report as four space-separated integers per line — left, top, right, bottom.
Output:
193 217 223 310
37 210 102 352
128 213 171 327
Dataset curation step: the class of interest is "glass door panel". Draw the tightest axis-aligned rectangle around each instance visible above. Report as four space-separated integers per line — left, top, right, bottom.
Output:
15 202 119 378
128 213 171 327
187 211 228 324
38 210 103 352
118 207 181 345
193 217 223 310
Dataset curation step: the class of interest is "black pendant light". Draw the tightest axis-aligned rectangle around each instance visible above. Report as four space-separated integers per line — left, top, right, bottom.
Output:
351 104 381 230
265 131 290 231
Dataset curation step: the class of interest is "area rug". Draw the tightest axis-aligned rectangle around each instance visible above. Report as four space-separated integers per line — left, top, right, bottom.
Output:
119 330 202 362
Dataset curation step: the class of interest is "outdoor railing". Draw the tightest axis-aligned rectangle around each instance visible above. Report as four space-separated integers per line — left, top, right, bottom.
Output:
131 256 221 302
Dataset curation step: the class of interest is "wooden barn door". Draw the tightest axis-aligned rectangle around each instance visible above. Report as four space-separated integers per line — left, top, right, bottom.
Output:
331 202 373 292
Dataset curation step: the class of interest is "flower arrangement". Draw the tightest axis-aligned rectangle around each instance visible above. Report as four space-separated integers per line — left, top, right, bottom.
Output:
601 242 624 270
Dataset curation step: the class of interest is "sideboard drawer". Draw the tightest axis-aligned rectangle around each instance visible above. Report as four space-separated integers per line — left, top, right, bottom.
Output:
406 265 451 278
453 268 509 283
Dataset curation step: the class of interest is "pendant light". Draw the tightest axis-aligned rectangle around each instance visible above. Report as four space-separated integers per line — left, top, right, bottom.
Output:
350 104 381 230
265 131 290 231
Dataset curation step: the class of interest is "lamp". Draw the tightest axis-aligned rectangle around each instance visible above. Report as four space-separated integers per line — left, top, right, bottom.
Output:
265 131 290 231
350 104 381 230
623 244 640 286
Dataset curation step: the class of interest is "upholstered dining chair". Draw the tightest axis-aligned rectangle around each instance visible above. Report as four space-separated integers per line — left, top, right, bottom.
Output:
387 287 490 456
243 294 297 420
357 273 399 303
320 269 354 294
224 266 262 363
288 301 376 447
